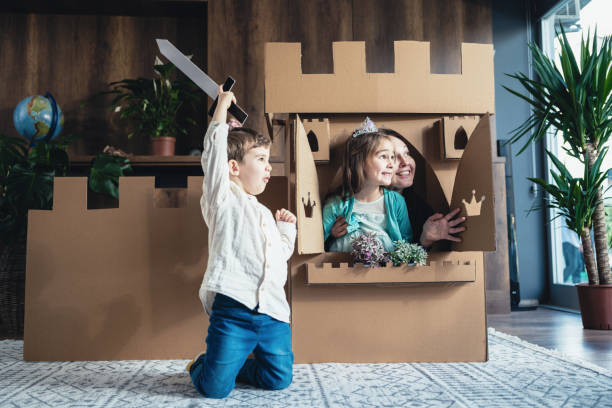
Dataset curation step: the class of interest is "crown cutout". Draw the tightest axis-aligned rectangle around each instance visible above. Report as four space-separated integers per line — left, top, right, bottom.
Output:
302 192 317 218
462 189 485 217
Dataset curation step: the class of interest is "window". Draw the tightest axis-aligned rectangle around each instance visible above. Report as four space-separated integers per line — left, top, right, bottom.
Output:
541 0 612 285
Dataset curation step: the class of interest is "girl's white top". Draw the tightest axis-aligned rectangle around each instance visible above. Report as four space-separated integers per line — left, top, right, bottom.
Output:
199 121 296 323
329 195 394 253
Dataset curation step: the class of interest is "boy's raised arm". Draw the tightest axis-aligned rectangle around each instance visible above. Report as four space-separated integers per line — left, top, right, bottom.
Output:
200 88 236 220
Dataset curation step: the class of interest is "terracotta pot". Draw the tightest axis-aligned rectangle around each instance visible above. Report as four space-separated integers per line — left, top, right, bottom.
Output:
576 283 612 330
151 137 176 156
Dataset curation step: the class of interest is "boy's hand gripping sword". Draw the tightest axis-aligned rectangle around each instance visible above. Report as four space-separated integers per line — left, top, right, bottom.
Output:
156 39 248 124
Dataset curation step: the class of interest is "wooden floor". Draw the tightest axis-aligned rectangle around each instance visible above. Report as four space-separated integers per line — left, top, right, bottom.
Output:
488 307 612 371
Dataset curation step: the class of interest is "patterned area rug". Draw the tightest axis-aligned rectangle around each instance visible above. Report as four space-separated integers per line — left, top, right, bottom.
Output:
1 328 611 407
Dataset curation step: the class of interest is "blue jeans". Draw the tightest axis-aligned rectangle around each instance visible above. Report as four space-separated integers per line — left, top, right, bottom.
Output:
189 293 294 398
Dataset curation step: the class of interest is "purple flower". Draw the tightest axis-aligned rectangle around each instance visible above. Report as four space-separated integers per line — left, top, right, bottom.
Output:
350 232 389 267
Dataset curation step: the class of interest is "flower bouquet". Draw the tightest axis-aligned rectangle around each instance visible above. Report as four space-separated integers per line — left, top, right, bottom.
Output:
388 240 428 266
350 232 389 267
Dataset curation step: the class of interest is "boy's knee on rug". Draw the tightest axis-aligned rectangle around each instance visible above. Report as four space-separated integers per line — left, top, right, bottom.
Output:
259 372 292 390
193 371 234 399
189 357 236 399
257 360 293 390
201 384 233 399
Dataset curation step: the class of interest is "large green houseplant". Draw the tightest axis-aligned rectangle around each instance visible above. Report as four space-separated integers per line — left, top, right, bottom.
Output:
529 149 608 280
103 57 200 156
505 28 612 328
0 133 70 247
0 133 71 338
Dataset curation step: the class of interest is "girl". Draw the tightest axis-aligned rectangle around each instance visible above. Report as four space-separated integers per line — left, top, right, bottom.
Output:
323 117 412 252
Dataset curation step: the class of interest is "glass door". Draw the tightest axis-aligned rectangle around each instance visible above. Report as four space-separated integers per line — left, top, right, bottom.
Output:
540 0 612 309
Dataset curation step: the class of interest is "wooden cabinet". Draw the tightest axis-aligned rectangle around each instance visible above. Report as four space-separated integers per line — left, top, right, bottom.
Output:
484 157 511 314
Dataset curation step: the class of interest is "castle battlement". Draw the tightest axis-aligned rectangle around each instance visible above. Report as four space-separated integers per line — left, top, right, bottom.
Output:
306 251 479 285
37 177 203 213
265 41 495 115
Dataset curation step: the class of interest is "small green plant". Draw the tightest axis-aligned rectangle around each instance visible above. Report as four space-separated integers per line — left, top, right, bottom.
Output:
350 232 389 267
0 133 71 246
88 147 133 200
388 240 428 266
103 57 200 140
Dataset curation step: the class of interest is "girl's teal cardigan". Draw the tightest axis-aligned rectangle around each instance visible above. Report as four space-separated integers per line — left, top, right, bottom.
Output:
322 188 413 244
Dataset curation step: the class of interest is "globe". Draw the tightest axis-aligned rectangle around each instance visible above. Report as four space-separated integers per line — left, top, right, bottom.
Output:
13 94 64 144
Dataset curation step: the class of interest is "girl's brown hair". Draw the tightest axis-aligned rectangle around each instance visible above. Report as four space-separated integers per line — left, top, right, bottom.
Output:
340 131 392 198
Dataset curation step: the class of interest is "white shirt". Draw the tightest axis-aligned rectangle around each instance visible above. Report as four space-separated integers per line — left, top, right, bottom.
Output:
198 121 296 323
352 195 385 214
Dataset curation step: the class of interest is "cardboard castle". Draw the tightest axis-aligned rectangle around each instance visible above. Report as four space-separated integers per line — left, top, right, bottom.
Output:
265 41 495 363
24 40 495 363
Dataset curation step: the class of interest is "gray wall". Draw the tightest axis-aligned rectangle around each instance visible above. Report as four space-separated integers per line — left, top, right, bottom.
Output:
492 0 549 302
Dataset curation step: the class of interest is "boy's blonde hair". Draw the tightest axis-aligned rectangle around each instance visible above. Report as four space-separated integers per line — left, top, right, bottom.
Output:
341 131 391 198
227 127 271 162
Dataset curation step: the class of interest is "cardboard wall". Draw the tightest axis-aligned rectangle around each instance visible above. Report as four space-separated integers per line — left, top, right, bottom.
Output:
24 176 287 361
290 252 487 363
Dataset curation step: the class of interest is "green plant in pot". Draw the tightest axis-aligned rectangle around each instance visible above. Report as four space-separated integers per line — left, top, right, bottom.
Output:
504 28 612 329
104 57 200 156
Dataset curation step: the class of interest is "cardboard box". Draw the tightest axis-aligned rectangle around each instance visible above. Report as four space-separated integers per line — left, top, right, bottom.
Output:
265 40 496 363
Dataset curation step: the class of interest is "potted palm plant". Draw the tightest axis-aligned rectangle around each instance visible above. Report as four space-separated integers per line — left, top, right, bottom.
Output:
505 28 612 329
104 57 200 156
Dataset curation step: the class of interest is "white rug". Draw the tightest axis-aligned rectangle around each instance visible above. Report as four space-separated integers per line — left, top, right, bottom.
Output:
1 328 611 407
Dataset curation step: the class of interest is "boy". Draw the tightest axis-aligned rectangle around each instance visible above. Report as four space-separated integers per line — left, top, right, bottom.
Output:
187 87 296 398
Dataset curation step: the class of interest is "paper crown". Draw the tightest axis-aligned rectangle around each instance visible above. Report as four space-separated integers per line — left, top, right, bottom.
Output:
352 116 378 138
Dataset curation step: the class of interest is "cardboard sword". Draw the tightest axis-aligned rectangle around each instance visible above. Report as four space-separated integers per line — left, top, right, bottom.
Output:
156 39 248 124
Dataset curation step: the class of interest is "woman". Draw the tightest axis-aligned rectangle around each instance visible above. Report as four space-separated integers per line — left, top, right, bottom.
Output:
381 128 466 248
